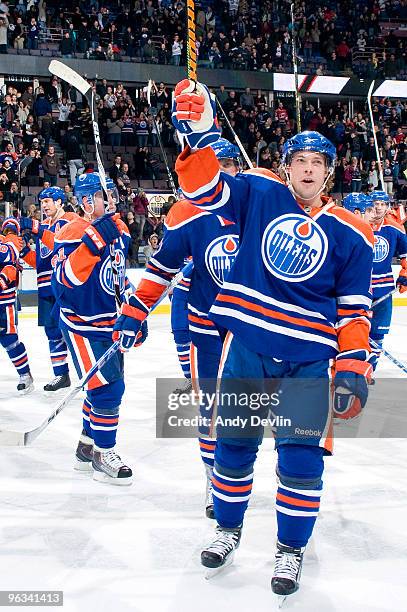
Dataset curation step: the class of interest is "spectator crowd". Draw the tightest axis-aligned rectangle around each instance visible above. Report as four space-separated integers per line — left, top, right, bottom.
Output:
0 0 406 79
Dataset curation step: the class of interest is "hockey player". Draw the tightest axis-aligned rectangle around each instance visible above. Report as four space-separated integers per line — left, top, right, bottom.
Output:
20 187 75 394
363 191 407 369
0 217 34 393
51 172 143 485
130 79 374 599
113 137 240 517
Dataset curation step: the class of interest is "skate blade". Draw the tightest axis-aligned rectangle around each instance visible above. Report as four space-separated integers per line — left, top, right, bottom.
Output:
277 595 287 608
92 470 133 486
74 460 93 473
43 387 69 398
204 551 235 580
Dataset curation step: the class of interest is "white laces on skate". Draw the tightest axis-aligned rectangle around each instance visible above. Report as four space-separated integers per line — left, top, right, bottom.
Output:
206 527 239 556
102 449 125 469
274 548 302 581
49 376 64 385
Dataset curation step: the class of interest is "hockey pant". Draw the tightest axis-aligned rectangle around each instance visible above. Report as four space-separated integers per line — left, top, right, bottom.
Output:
0 305 30 377
211 332 332 549
38 296 69 377
171 281 191 379
190 339 224 471
370 296 392 371
64 330 125 450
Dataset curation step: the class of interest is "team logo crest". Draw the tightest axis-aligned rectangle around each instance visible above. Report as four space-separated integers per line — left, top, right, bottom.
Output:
261 214 328 282
373 235 389 263
205 234 239 286
39 222 62 259
99 249 126 295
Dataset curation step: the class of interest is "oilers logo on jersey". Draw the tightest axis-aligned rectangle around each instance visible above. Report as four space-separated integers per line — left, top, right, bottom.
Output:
373 235 389 262
261 214 328 282
205 234 239 287
99 249 126 295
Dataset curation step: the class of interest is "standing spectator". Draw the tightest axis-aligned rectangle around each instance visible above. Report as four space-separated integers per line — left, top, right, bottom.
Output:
62 124 84 186
108 155 122 185
42 145 61 186
11 16 25 50
368 160 379 190
106 109 123 147
135 113 149 148
60 32 73 58
0 13 8 54
27 18 40 51
132 187 149 241
143 233 160 264
57 96 70 141
125 211 140 268
350 157 363 192
275 101 289 132
24 148 42 187
33 88 52 128
383 158 393 195
171 34 182 66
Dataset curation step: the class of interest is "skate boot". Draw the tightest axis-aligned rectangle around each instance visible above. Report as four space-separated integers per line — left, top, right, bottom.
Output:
205 464 215 519
74 429 94 472
172 378 193 396
271 541 305 604
201 525 242 578
17 372 34 395
43 373 71 395
92 446 133 486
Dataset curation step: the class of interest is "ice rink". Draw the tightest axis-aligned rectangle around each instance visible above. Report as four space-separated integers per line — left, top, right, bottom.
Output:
1 307 407 612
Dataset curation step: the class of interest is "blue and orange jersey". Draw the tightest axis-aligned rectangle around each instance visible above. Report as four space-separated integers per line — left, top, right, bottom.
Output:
0 234 21 309
370 215 407 299
133 199 239 350
22 212 79 299
51 216 131 341
175 146 375 361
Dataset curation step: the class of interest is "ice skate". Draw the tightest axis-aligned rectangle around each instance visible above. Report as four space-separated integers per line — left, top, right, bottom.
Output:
172 378 193 396
74 429 93 472
17 372 34 395
43 373 71 396
271 541 305 607
92 446 133 486
201 525 241 579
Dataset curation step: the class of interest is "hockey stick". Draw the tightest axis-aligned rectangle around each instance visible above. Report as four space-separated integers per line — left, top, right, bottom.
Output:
291 2 302 132
147 80 178 198
0 271 182 446
186 0 197 82
371 288 398 309
367 80 384 190
0 340 121 446
48 61 121 310
215 99 254 169
370 338 407 375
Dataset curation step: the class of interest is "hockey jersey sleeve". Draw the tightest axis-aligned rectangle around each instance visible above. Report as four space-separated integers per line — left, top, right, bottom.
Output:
175 145 249 225
335 218 374 358
131 205 191 313
0 241 17 265
52 220 103 292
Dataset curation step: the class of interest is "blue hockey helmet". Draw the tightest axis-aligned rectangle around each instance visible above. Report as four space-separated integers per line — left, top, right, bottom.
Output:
342 193 371 214
1 216 20 235
282 131 337 171
74 172 118 213
370 190 390 204
38 186 66 205
211 138 240 160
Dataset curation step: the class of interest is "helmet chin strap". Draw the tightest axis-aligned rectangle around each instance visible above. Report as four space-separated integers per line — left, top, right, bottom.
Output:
283 166 333 203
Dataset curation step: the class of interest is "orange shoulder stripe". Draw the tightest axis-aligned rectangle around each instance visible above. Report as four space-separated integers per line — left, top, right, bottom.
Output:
330 206 374 246
22 250 36 269
165 199 206 228
243 167 286 184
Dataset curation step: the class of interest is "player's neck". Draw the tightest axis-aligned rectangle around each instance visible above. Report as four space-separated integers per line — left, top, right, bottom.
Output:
48 208 64 225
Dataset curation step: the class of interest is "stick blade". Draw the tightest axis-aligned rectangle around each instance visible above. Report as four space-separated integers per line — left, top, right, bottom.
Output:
48 60 91 96
0 429 27 446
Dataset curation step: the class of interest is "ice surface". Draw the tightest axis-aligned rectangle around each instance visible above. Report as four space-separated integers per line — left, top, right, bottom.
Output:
1 308 406 611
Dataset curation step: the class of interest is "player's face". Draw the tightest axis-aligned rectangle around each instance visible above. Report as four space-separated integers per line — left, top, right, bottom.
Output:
373 200 388 222
218 158 238 176
363 205 376 223
41 197 59 219
288 152 328 205
92 190 118 217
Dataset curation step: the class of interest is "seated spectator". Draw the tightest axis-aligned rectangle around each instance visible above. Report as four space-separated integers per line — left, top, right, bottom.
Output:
143 233 160 264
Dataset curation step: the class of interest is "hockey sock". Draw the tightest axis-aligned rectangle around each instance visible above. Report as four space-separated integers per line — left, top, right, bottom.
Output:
212 441 258 528
370 335 384 371
176 342 191 378
82 397 93 438
276 445 324 548
90 405 119 449
199 437 216 468
46 328 69 376
0 334 30 376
